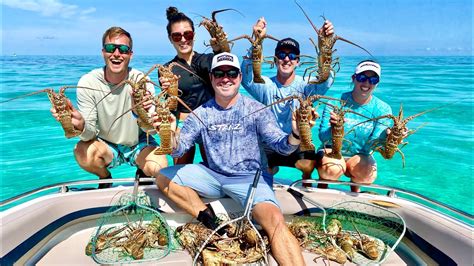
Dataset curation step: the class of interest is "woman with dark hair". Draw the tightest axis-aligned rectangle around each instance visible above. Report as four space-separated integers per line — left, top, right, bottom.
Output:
317 60 400 192
160 6 220 164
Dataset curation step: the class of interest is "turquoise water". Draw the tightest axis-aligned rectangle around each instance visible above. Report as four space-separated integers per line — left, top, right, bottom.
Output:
0 55 472 216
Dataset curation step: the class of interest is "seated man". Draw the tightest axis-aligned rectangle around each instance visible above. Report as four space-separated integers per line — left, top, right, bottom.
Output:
153 52 304 265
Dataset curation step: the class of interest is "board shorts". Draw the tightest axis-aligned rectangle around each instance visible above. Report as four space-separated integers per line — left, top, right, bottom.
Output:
266 147 319 169
316 148 377 168
159 163 280 208
100 133 158 169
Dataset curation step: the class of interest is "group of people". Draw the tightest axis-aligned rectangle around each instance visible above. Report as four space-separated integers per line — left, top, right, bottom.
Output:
50 6 398 265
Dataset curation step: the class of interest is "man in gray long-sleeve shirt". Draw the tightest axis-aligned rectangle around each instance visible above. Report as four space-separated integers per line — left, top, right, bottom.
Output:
154 52 305 265
51 27 168 188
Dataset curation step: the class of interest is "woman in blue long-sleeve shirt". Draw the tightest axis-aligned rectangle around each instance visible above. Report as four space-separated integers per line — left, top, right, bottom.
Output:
317 60 392 192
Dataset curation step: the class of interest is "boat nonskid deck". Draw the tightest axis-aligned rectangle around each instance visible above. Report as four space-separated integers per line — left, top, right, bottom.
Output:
1 179 472 265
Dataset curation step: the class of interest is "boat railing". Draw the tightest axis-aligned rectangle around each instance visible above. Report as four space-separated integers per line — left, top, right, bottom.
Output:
1 178 472 224
288 179 473 223
0 177 153 208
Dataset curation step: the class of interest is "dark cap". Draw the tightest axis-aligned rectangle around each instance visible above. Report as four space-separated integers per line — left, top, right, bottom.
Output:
275 37 300 55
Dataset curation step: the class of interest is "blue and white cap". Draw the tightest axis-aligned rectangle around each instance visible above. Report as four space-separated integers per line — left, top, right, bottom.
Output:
211 52 241 71
355 60 381 78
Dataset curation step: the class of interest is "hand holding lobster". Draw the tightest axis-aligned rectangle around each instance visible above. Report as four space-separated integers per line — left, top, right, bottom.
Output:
50 98 85 133
252 17 267 38
386 126 409 140
319 20 334 37
131 89 155 117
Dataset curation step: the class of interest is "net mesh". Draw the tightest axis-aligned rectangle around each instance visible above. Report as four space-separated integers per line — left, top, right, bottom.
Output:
86 192 173 264
288 200 405 265
324 201 406 264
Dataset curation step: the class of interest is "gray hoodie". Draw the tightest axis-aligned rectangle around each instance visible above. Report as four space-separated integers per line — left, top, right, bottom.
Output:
76 67 155 146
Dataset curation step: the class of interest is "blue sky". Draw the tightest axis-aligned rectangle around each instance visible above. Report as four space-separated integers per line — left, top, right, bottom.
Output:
1 0 472 56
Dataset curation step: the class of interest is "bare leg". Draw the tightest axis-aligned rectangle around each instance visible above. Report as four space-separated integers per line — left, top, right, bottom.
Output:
346 154 377 192
252 203 304 266
155 172 207 217
295 158 316 187
74 140 113 178
316 148 346 189
135 146 168 177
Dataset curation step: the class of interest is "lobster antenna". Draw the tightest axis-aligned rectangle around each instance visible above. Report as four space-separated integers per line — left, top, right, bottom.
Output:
211 8 245 21
166 61 209 85
0 88 51 103
295 1 320 33
241 95 298 120
335 36 374 57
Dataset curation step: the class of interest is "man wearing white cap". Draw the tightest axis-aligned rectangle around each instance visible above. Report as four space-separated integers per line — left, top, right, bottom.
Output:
154 52 305 265
317 60 393 192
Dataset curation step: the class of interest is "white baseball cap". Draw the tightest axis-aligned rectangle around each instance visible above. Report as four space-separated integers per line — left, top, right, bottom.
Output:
355 60 381 78
211 52 241 71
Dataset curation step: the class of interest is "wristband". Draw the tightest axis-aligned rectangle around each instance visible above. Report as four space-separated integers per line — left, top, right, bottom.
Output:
291 131 300 140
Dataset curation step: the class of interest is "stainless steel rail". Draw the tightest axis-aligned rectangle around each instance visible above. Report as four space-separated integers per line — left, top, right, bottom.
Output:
1 178 472 223
0 177 154 207
289 179 474 221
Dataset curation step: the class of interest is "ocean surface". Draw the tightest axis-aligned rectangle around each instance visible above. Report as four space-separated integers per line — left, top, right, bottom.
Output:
0 55 472 217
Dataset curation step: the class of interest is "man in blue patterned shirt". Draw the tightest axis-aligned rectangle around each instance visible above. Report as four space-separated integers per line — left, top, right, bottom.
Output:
154 52 305 265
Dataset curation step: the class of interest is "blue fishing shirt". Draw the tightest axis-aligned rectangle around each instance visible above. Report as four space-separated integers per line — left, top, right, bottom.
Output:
172 95 298 175
318 92 392 157
241 52 334 134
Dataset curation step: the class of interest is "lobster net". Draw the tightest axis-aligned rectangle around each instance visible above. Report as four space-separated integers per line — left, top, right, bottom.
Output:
175 213 268 266
86 191 174 264
323 201 406 265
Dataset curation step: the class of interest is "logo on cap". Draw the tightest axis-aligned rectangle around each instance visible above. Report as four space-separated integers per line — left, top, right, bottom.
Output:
217 54 234 62
281 40 296 47
359 62 380 69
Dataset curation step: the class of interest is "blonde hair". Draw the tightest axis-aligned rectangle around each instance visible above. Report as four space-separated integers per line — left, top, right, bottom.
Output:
102 26 133 50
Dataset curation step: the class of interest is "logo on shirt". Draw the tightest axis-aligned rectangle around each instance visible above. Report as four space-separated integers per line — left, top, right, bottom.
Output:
208 123 242 131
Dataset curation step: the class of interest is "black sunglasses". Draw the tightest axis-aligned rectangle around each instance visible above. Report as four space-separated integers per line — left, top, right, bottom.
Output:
211 68 240 79
355 73 380 85
275 51 298 60
103 43 131 54
170 31 195 42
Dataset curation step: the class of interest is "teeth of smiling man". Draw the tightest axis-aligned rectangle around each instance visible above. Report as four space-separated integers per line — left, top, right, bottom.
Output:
111 59 122 64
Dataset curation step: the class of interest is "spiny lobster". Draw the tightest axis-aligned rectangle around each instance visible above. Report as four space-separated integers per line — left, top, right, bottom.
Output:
295 1 373 84
229 17 279 83
318 100 372 159
245 94 344 151
355 103 443 167
198 9 242 53
1 85 100 138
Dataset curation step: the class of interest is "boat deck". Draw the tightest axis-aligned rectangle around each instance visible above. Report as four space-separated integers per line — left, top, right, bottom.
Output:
2 182 472 265
33 215 409 266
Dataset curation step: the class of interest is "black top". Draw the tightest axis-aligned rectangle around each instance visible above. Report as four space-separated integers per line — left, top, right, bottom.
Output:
163 52 215 114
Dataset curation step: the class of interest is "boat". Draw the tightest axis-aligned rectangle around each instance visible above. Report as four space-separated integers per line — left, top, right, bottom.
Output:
1 176 472 265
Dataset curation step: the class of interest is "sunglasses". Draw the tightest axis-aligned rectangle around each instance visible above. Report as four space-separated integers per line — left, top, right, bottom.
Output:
103 43 131 54
355 73 380 85
170 31 195 42
211 68 240 79
275 51 298 60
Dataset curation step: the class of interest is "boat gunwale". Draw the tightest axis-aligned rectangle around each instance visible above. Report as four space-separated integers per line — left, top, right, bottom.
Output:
1 178 473 223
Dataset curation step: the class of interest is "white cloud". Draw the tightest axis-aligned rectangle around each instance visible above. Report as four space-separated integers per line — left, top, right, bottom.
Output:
2 0 95 18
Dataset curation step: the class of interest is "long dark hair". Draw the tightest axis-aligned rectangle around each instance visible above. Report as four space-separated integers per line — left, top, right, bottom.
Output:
166 6 195 35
